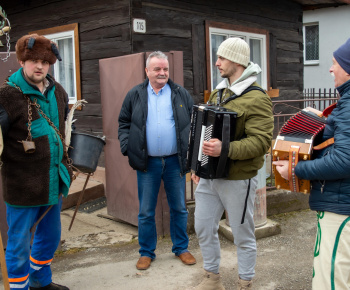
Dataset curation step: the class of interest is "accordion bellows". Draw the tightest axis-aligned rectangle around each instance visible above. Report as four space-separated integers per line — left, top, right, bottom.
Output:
273 108 327 193
187 104 237 179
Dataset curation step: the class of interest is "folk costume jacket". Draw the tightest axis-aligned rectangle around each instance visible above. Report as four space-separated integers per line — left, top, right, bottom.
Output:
296 79 350 215
208 63 274 180
0 68 72 207
118 78 194 176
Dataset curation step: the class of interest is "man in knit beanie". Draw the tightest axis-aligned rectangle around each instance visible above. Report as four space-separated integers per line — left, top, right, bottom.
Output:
274 39 350 289
332 38 350 86
192 37 273 290
0 34 72 290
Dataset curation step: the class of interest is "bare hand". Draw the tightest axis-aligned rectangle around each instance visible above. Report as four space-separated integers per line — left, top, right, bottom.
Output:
191 173 200 184
203 138 222 157
273 160 289 180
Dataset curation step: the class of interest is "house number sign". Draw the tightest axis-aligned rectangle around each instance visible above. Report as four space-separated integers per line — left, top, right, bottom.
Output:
133 19 146 33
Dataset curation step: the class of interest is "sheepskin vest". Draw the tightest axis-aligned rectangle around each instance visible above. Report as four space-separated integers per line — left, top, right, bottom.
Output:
0 68 72 207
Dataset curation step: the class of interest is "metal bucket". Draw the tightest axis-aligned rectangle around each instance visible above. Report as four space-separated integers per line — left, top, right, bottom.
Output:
68 132 106 173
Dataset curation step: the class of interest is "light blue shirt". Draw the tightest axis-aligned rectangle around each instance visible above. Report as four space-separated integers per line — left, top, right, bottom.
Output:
146 82 177 156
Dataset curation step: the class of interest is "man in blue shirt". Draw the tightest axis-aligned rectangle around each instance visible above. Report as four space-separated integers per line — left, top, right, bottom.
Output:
118 51 195 270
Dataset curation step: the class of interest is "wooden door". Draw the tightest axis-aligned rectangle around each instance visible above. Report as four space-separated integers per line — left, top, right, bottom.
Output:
99 52 184 236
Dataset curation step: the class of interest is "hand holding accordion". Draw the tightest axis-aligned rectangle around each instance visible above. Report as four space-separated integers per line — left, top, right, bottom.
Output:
272 105 335 194
187 104 237 179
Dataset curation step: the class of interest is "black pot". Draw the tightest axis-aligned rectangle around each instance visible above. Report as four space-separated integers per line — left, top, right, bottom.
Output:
68 132 106 173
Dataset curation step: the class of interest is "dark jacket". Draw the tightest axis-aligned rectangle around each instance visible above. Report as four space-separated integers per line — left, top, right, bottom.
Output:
295 79 350 215
0 68 72 207
118 78 193 176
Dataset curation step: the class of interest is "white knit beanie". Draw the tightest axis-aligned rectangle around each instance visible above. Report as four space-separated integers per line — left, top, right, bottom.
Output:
217 37 250 67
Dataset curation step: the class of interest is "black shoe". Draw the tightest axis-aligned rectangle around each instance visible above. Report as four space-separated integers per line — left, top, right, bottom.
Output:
30 282 69 290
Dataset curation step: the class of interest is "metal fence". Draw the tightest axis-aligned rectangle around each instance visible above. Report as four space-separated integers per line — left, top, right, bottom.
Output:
266 88 339 189
272 88 338 136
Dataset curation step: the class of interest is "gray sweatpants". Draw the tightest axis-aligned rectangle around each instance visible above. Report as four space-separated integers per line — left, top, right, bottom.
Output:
194 176 257 281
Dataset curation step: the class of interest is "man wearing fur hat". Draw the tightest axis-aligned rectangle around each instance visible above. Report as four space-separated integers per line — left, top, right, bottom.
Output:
0 34 72 290
192 38 273 289
274 39 350 289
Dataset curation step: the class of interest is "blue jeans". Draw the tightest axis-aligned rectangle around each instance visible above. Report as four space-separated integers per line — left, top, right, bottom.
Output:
6 197 63 290
137 154 189 259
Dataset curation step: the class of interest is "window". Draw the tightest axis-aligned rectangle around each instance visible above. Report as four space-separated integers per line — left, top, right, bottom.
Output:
31 23 81 106
206 22 269 91
303 23 319 65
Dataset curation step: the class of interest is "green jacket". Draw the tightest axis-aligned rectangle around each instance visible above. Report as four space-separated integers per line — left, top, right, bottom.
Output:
0 68 72 207
208 82 273 180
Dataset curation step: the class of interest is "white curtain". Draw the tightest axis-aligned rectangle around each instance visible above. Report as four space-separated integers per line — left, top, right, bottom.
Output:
211 34 227 89
54 37 75 102
250 38 262 85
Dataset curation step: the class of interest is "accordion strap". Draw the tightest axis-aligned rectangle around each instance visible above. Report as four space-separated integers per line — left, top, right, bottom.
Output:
220 86 266 105
313 137 334 150
322 103 337 117
216 89 224 105
288 146 300 192
216 114 230 178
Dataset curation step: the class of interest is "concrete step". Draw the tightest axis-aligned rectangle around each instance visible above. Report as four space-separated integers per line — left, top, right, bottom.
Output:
216 189 309 241
266 189 309 215
65 166 310 242
186 187 309 239
62 166 105 210
219 218 282 242
69 165 309 217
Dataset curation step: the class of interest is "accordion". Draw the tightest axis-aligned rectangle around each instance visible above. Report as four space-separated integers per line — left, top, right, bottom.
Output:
272 107 328 194
187 104 237 179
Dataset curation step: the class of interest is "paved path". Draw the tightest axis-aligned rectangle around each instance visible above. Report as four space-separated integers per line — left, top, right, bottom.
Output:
1 209 317 290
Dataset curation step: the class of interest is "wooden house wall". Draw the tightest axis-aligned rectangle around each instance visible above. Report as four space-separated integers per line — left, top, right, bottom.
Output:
131 0 304 104
3 0 304 136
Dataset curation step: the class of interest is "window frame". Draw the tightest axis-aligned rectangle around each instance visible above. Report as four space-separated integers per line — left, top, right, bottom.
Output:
205 21 270 92
303 22 319 66
30 23 81 108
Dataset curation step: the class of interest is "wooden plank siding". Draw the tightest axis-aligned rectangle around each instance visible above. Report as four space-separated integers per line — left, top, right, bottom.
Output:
132 0 304 103
3 0 304 135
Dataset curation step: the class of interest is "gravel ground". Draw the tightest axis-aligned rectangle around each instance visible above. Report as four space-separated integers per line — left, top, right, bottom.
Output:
0 209 317 290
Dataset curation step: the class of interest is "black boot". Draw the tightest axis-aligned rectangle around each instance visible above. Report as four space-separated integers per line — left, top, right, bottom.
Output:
30 282 69 290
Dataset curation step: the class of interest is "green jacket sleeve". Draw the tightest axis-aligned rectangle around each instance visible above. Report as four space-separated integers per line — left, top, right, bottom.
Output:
228 92 274 160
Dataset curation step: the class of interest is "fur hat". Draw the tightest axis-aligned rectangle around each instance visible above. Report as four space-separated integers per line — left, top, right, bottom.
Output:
217 37 250 67
15 34 62 65
334 38 350 74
